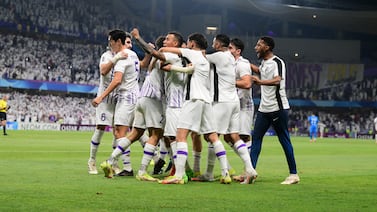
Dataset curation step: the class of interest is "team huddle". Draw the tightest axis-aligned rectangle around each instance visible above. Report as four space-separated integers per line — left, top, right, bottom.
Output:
88 28 300 185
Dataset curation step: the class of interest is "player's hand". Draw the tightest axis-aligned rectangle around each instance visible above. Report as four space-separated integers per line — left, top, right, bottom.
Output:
148 42 155 49
131 28 140 40
92 97 102 107
160 63 172 72
251 75 261 85
111 50 128 64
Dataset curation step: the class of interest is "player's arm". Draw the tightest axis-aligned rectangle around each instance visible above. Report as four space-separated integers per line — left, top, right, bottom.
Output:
161 63 194 74
250 63 260 74
92 71 122 107
159 47 182 59
251 75 281 86
236 74 252 89
100 51 128 76
100 62 114 76
131 28 167 61
139 53 152 69
139 42 156 69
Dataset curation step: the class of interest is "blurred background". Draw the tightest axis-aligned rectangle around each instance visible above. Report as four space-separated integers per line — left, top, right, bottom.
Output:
0 0 376 138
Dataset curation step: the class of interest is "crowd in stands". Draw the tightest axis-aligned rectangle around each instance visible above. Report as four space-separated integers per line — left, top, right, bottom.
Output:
0 0 160 42
0 33 103 85
2 91 95 125
1 0 376 137
286 77 377 102
1 0 376 102
1 29 376 102
288 108 376 136
2 90 376 136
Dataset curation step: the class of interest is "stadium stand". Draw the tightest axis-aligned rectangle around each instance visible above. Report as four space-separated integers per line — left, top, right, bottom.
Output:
0 0 376 137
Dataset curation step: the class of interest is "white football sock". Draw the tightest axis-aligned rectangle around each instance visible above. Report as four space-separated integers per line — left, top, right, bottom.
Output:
139 133 149 148
175 141 188 178
213 140 228 177
109 137 131 165
159 139 168 161
193 151 201 173
139 143 156 174
170 141 177 165
245 141 252 154
234 140 256 175
121 146 132 171
89 129 104 160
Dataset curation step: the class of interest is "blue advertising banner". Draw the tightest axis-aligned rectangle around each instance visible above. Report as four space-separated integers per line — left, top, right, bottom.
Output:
6 121 18 130
0 78 98 94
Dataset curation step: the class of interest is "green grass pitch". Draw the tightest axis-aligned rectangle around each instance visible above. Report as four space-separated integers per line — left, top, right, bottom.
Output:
0 130 376 211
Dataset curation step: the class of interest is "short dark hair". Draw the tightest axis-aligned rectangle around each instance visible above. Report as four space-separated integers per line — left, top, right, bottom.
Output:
155 35 165 50
109 29 127 45
260 36 275 51
215 34 230 48
168 31 184 47
230 38 245 53
125 32 132 40
188 33 208 50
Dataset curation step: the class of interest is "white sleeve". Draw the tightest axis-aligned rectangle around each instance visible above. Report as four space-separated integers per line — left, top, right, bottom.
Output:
237 60 251 77
100 51 112 66
206 52 219 64
170 65 194 74
113 59 130 74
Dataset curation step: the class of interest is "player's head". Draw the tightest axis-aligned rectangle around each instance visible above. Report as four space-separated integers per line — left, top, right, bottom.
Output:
181 40 187 48
155 35 165 50
164 31 184 48
255 36 275 59
229 38 245 57
108 29 127 44
108 29 127 52
212 34 230 50
260 36 275 51
187 33 208 50
125 32 132 49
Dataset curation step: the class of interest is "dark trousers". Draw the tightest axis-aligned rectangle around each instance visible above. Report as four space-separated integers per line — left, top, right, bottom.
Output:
251 109 297 174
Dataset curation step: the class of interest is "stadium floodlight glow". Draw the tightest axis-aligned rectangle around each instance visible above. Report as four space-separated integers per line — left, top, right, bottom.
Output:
206 26 218 35
206 26 218 31
287 4 301 9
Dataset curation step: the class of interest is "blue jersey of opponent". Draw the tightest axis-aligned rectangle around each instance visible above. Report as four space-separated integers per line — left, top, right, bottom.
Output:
308 115 319 130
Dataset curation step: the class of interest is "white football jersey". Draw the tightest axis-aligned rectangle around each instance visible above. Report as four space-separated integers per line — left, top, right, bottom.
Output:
113 49 140 94
164 52 187 108
139 58 164 100
98 50 114 96
180 48 211 103
206 50 238 102
235 56 253 110
258 55 290 113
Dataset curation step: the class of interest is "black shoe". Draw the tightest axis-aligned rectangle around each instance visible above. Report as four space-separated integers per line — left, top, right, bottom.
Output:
164 160 173 173
153 159 166 175
3 133 8 136
115 170 134 176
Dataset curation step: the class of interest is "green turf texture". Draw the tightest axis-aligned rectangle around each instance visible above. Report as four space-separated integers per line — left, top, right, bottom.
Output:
0 131 376 211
